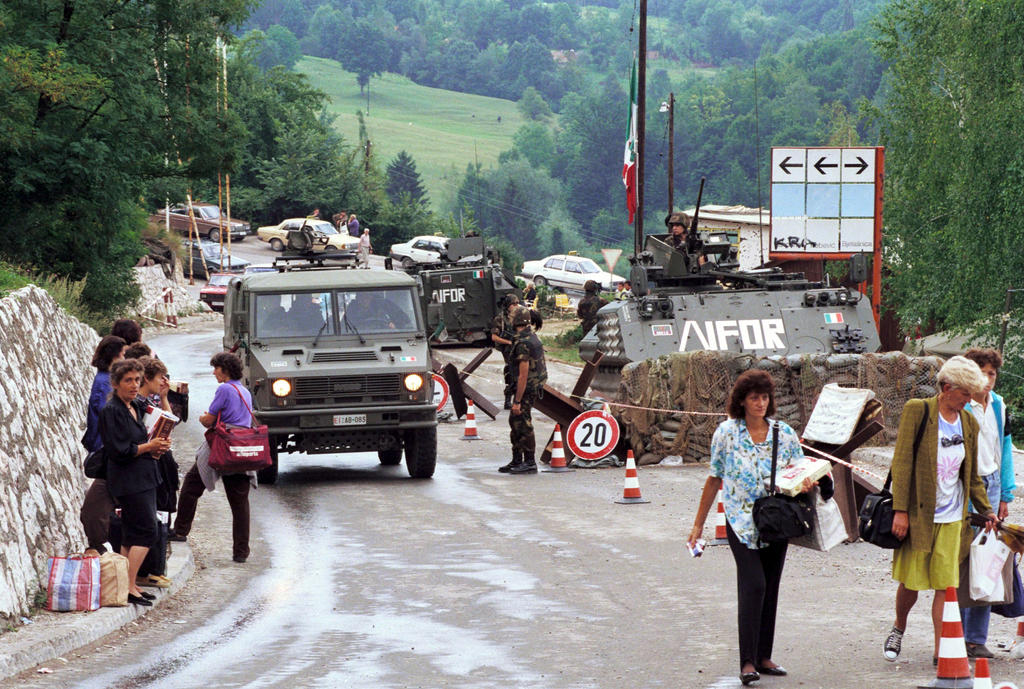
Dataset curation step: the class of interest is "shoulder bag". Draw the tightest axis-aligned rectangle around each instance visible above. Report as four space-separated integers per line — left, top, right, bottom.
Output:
206 384 272 473
858 399 929 548
83 448 106 480
752 423 814 544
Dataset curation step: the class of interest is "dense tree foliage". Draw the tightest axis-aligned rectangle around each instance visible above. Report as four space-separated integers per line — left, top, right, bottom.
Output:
385 151 428 206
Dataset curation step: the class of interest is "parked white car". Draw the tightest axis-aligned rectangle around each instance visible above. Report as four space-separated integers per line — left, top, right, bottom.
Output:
519 254 624 292
256 218 359 252
389 235 451 268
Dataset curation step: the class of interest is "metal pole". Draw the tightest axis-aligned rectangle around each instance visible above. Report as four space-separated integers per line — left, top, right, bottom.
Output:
667 92 674 213
636 0 647 254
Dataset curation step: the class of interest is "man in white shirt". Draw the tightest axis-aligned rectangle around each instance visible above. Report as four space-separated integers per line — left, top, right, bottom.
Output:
960 348 1015 659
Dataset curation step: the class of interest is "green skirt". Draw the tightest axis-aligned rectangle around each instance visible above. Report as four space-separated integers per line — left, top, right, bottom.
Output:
892 522 962 591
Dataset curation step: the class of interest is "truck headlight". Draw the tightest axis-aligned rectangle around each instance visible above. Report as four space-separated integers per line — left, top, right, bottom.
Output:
271 378 292 397
403 373 424 392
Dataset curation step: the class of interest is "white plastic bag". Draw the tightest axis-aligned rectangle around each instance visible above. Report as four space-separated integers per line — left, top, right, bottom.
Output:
969 530 1011 601
790 489 846 552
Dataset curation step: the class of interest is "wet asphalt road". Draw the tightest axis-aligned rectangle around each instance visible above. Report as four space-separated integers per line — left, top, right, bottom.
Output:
9 324 1024 688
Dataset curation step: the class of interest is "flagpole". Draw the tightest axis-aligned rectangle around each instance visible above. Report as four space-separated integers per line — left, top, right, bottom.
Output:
635 0 647 255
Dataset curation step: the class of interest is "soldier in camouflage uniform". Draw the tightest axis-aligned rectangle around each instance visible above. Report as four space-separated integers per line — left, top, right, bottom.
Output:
499 306 548 474
576 280 608 336
490 294 520 409
666 211 703 266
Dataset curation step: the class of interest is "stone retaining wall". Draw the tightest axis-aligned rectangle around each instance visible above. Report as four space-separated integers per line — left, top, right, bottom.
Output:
0 286 97 619
133 260 204 323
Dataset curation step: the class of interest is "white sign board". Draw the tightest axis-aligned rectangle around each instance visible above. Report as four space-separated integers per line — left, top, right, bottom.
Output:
566 409 620 460
770 147 880 256
601 248 623 275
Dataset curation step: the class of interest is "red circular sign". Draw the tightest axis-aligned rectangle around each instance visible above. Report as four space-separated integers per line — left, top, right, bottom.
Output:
566 409 620 460
431 373 450 411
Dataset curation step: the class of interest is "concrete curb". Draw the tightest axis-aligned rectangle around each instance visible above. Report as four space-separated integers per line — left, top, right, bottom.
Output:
0 541 194 681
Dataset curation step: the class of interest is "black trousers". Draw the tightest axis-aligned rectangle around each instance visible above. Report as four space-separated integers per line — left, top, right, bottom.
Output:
725 521 788 669
173 463 251 560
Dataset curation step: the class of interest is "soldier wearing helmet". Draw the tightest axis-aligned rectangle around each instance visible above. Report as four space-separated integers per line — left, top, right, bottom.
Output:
576 280 608 336
665 211 704 265
498 305 547 474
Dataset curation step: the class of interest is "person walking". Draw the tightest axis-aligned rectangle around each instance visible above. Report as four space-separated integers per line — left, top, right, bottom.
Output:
883 356 998 664
499 306 547 474
171 352 256 563
490 295 520 410
576 280 607 336
99 359 171 606
687 369 828 686
358 227 372 269
958 348 1015 658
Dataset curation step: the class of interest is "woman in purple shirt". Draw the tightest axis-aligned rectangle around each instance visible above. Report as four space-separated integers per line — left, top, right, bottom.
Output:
171 352 256 563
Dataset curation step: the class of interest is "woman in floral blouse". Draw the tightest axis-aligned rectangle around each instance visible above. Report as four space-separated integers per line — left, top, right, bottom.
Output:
688 369 829 686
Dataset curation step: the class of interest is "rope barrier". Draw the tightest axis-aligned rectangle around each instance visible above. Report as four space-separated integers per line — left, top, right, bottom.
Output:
799 442 887 482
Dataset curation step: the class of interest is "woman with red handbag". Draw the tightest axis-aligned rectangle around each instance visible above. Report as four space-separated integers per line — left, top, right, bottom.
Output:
171 352 256 563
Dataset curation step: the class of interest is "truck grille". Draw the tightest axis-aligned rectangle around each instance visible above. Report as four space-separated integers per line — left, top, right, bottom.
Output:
293 374 401 405
310 351 379 363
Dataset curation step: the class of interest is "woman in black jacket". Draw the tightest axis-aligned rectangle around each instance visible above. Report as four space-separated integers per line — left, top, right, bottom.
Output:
99 359 171 606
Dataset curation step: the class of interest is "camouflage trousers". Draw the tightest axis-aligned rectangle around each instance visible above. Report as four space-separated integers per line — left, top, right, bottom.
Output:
508 392 536 455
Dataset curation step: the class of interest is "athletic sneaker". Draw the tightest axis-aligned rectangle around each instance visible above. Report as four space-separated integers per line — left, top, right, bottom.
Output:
884 626 904 661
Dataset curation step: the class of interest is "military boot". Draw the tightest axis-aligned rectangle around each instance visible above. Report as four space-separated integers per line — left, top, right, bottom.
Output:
498 450 521 473
509 450 537 474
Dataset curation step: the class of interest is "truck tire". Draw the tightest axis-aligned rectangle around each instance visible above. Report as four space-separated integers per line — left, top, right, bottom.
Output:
378 447 402 465
270 238 284 251
533 276 547 287
257 444 279 485
403 427 437 478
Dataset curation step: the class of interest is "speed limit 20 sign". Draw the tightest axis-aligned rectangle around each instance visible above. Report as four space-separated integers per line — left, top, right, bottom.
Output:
566 409 620 460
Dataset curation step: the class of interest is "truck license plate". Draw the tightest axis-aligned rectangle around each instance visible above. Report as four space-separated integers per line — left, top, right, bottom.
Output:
333 414 366 426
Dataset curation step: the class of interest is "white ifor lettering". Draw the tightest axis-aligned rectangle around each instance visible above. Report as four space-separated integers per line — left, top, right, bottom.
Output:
680 318 788 352
738 319 765 349
681 320 717 350
763 319 786 349
715 320 740 349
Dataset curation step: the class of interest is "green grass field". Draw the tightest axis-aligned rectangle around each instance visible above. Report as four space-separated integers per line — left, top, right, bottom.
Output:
298 57 529 210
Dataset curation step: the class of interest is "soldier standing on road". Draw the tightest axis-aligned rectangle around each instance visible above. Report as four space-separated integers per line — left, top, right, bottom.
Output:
576 280 608 336
499 306 547 474
490 295 520 410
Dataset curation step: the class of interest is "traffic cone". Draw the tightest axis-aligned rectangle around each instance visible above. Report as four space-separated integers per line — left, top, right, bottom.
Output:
1009 620 1024 660
972 658 992 689
542 424 574 473
919 587 972 688
614 450 649 504
712 490 728 545
461 399 480 441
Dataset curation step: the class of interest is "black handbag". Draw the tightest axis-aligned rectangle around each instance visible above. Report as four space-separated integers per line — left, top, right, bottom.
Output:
752 423 814 544
858 400 929 548
83 448 106 480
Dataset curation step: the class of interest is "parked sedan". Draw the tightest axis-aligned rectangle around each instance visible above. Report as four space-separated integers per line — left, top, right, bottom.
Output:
199 273 233 312
389 235 450 268
519 254 624 292
183 239 250 278
256 218 359 252
150 203 249 242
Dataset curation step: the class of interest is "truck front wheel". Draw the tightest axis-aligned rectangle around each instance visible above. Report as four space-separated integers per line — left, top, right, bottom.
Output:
257 444 279 485
403 427 437 478
378 447 402 465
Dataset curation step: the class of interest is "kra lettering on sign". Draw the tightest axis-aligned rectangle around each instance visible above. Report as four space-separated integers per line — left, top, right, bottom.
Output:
229 445 263 457
431 287 466 304
679 318 786 352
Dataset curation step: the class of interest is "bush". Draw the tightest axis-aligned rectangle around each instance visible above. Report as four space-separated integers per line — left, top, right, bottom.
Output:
0 262 106 331
555 324 584 346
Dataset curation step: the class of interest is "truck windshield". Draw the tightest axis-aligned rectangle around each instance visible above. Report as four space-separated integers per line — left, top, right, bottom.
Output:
254 292 335 339
339 289 418 334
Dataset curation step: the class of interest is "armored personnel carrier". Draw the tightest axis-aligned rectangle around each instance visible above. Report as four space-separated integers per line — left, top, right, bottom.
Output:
398 236 520 344
222 230 437 483
579 183 881 396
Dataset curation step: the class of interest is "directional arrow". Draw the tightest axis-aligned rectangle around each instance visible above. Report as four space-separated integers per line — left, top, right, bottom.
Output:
843 156 868 175
814 156 839 175
778 156 803 175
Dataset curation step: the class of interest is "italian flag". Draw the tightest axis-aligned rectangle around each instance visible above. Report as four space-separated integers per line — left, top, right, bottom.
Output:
622 58 638 224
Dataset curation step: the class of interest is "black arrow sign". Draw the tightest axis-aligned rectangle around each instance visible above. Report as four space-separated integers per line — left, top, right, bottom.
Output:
778 156 803 174
814 156 839 175
844 156 868 175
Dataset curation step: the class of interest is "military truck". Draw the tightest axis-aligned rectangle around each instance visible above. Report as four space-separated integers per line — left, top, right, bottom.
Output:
398 236 520 344
580 181 881 396
222 241 437 483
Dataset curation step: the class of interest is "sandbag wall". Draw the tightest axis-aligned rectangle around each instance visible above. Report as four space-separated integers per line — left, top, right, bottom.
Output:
616 351 943 465
0 286 96 619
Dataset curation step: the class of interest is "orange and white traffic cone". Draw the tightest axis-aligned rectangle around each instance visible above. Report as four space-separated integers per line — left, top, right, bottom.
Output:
542 424 574 473
712 490 728 545
1009 620 1024 660
973 658 992 689
919 587 972 688
461 399 480 440
615 450 649 504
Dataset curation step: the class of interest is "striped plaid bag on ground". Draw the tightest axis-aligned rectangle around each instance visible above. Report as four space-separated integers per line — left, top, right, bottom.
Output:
45 554 101 612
